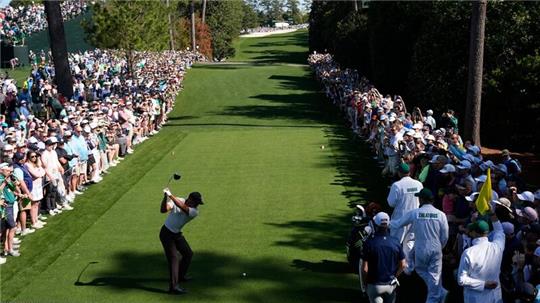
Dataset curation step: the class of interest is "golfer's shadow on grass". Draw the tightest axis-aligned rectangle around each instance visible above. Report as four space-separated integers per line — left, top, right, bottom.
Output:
73 255 170 294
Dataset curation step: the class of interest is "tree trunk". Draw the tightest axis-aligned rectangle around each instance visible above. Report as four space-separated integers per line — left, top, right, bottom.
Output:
202 0 207 24
191 0 196 51
126 49 134 79
44 0 73 98
167 0 174 50
465 0 486 146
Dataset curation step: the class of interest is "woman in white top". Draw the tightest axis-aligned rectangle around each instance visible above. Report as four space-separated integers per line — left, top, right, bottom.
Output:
26 150 46 228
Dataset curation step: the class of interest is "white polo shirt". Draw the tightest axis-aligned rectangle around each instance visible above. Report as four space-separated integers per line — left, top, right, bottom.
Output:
164 198 198 233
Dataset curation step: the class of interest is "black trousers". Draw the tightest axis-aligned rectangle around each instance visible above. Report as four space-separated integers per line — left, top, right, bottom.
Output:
159 225 193 289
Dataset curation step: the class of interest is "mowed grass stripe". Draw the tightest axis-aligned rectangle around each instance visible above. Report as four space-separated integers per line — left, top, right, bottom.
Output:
13 128 354 303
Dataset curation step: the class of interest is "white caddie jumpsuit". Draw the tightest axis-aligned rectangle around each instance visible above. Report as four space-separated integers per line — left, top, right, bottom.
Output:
387 176 423 242
390 204 449 303
457 220 504 303
387 176 423 273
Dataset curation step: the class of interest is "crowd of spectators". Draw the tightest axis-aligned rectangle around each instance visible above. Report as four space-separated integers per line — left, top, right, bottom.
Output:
0 48 205 265
309 52 540 302
240 24 308 34
0 0 88 45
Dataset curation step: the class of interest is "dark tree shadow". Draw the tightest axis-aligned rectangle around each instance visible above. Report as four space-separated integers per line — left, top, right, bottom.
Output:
292 259 351 274
166 115 199 121
73 250 362 302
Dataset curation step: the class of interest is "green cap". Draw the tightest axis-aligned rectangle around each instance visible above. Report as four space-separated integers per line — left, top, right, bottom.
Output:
467 220 490 234
415 188 434 200
397 163 410 174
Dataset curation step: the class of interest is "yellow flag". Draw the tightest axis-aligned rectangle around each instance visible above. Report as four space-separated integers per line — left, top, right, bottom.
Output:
476 168 492 215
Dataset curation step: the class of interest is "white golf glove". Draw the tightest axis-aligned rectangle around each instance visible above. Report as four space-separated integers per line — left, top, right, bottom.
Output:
163 188 172 196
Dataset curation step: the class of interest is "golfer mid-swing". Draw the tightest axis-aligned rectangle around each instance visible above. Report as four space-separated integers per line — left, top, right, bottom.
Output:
160 188 204 295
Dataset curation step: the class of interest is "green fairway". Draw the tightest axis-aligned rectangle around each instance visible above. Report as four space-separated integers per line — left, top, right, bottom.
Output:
1 30 387 302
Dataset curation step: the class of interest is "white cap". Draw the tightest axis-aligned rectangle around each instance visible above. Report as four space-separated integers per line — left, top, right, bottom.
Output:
429 155 441 163
49 137 58 144
3 144 14 151
84 126 91 133
440 164 456 174
475 175 487 183
406 130 416 137
0 162 9 169
426 109 433 116
374 212 390 226
480 160 494 171
426 135 436 141
465 192 480 202
457 160 472 170
517 191 535 203
37 142 46 150
462 154 475 162
412 123 422 130
502 222 514 235
28 137 38 144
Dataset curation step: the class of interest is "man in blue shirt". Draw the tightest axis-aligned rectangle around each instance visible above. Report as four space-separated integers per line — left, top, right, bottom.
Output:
362 212 406 303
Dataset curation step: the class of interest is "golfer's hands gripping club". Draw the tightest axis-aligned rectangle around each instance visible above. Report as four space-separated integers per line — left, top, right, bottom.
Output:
163 188 172 197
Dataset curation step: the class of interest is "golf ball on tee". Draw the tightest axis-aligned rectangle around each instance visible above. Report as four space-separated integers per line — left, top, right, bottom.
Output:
242 273 247 277
321 145 325 149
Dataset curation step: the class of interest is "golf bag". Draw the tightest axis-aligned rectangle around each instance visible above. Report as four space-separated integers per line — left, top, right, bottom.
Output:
345 205 374 294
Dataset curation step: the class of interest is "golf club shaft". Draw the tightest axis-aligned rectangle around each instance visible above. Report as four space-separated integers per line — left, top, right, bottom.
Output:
165 176 173 188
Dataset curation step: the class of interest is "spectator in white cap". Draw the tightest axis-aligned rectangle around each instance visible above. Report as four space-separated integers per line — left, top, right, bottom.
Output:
515 207 538 238
424 109 436 130
516 191 535 206
493 198 513 222
440 164 456 175
361 211 405 303
455 160 475 199
41 137 71 214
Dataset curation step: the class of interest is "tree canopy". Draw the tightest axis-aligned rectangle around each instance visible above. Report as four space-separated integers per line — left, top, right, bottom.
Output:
309 1 540 151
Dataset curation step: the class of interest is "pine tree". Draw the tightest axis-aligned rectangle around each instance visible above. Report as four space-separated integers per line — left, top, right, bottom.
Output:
83 0 169 73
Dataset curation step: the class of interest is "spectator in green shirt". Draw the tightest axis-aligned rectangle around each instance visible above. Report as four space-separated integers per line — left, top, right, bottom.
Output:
0 163 22 257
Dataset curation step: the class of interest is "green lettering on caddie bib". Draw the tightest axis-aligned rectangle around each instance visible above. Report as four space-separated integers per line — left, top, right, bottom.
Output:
417 213 438 219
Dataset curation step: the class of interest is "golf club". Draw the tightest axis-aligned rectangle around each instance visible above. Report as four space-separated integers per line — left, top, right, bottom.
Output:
165 172 182 188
